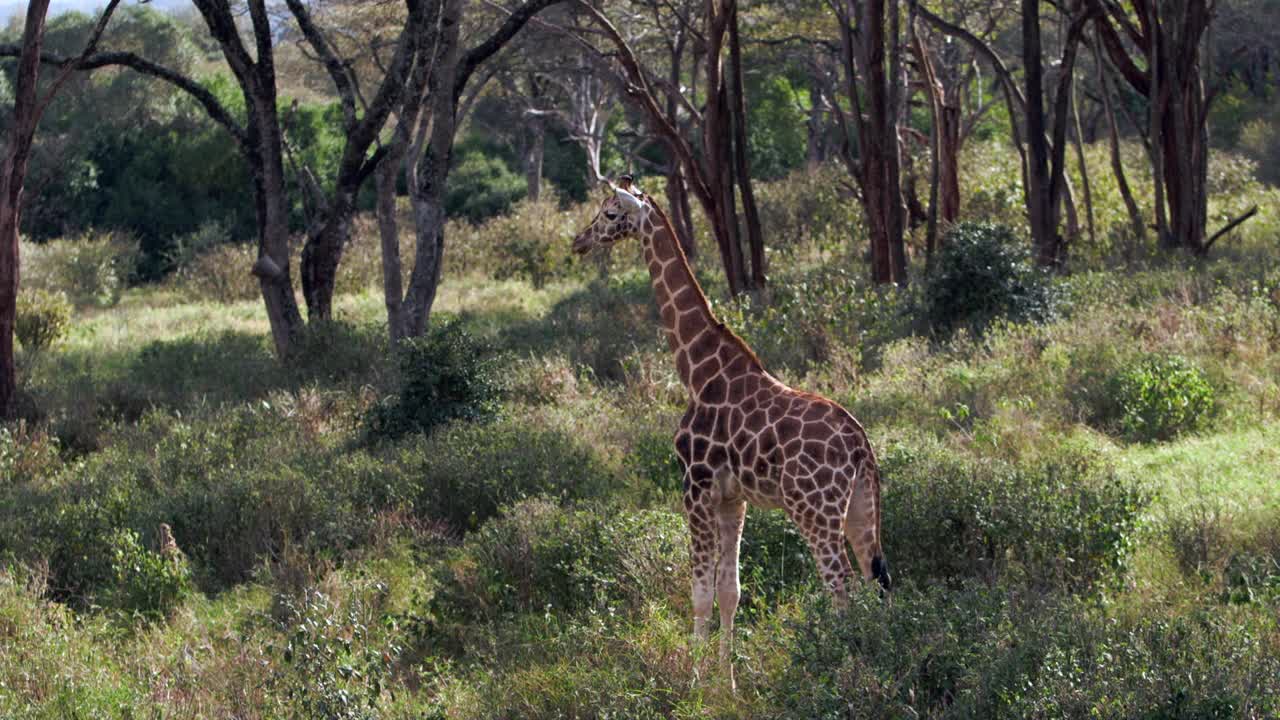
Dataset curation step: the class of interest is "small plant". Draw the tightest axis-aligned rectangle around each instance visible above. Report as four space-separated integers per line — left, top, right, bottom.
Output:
1107 354 1216 442
29 231 138 307
411 418 617 530
272 587 399 720
363 321 502 441
103 527 192 620
15 289 71 351
922 222 1059 337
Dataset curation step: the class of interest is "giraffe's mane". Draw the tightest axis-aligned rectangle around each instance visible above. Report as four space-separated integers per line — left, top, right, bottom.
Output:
643 196 766 374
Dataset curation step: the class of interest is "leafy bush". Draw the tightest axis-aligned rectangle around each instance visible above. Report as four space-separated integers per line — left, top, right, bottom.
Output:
880 432 1147 590
164 219 230 273
22 231 138 307
737 508 816 617
768 583 1280 719
173 242 259 303
364 321 502 441
623 430 683 494
1103 353 1216 443
15 289 71 351
409 418 618 531
922 222 1059 337
431 499 688 623
446 151 526 223
0 424 62 486
754 165 862 256
102 527 192 620
485 195 580 288
3 406 422 597
271 587 399 720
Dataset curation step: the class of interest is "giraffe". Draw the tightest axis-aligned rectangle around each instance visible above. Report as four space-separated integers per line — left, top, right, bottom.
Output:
571 176 891 689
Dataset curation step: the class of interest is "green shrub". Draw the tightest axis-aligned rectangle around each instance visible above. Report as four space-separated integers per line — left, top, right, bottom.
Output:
623 430 683 494
164 219 230 273
0 424 62 485
754 164 862 255
4 406 423 597
271 587 399 720
768 583 1280 719
23 231 138 307
485 195 581 289
431 499 688 623
1103 353 1216 443
102 527 192 620
409 418 618 531
737 508 816 617
446 151 526 223
174 242 259 302
15 289 71 351
922 222 1059 337
364 321 502 442
880 432 1147 590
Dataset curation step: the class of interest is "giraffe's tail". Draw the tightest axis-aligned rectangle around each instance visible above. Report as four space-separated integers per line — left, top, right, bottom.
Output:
867 462 891 593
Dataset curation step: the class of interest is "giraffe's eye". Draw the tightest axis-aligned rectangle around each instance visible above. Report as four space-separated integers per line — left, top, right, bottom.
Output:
604 211 618 221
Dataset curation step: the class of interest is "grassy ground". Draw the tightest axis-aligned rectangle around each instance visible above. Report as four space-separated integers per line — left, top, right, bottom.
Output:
3 151 1280 718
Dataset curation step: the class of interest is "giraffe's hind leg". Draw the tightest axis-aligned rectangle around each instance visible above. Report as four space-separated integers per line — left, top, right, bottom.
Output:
782 488 855 600
715 497 746 691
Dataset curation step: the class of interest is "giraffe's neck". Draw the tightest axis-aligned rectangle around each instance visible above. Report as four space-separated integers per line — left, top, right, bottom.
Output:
639 202 761 396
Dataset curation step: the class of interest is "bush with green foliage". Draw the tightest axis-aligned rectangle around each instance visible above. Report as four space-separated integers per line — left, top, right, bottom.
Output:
271 588 399 720
0 425 62 486
880 432 1147 589
15 289 71 351
446 151 527 223
1102 354 1217 443
21 231 138 307
768 583 1280 719
364 321 502 441
481 195 585 288
922 222 1060 337
408 418 619 531
431 499 688 624
102 528 192 620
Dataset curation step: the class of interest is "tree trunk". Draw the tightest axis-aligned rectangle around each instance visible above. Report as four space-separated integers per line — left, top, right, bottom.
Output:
665 164 697 258
404 0 463 338
0 0 51 419
1023 0 1058 266
247 89 305 357
376 154 408 343
854 0 907 285
525 117 545 201
1095 37 1145 247
703 0 748 295
300 197 354 322
728 0 766 291
1071 73 1097 247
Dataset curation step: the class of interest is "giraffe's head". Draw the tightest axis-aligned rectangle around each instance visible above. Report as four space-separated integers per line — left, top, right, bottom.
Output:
572 175 648 255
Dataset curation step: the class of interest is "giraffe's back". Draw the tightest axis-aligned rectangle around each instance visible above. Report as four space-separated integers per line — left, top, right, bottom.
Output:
676 372 872 513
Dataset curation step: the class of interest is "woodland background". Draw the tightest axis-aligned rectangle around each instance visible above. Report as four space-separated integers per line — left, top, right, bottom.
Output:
1 0 1279 717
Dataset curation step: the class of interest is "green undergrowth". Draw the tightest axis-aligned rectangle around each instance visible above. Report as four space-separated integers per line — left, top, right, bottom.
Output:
4 151 1280 717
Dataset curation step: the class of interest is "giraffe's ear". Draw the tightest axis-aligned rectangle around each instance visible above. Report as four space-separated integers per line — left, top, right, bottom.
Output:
614 187 644 215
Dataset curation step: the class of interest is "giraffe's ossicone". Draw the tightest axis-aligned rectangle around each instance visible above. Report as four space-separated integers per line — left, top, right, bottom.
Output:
572 176 891 690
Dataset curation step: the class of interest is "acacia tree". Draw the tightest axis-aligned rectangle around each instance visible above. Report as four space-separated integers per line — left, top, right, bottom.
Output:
572 0 767 295
909 0 1007 258
1090 0 1255 254
374 0 563 342
0 0 121 419
919 0 1087 267
829 0 908 285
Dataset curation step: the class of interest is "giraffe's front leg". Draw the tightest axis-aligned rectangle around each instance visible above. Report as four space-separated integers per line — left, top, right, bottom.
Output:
683 471 719 643
716 497 747 692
